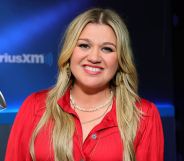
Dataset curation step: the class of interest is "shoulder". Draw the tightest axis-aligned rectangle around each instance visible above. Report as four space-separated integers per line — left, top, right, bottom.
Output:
31 89 49 104
19 89 49 116
24 89 49 105
136 98 160 117
135 98 163 134
11 89 50 130
136 98 163 131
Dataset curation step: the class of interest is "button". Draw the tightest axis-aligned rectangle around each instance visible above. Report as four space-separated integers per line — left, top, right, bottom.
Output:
91 133 97 140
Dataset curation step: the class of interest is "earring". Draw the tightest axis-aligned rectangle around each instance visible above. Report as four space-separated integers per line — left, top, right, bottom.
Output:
66 63 71 79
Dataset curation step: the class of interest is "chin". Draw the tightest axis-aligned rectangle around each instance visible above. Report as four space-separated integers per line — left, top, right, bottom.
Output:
81 82 109 91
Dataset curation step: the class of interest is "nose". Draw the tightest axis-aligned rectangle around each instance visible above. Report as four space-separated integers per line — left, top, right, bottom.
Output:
87 48 102 63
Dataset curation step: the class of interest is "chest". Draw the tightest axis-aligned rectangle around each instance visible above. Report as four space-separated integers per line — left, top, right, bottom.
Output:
73 126 123 161
33 126 123 161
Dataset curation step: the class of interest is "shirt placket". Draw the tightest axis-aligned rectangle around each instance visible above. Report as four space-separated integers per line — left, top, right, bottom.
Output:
78 116 116 161
57 89 118 161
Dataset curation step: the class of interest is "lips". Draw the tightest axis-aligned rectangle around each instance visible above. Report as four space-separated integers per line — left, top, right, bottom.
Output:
83 65 104 74
84 66 102 72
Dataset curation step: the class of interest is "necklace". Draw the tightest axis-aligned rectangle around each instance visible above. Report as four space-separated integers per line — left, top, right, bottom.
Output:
81 102 112 124
70 91 113 112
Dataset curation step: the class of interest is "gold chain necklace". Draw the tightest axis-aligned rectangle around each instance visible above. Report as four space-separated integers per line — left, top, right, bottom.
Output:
70 91 113 112
81 102 112 124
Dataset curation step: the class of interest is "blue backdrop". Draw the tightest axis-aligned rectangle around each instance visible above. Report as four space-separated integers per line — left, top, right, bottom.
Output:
0 0 174 119
0 0 94 110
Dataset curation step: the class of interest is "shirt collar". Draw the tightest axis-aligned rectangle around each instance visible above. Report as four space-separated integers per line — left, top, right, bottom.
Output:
57 87 118 127
57 87 75 114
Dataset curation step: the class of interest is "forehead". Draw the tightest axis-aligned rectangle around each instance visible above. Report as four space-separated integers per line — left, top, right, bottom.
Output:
79 23 117 44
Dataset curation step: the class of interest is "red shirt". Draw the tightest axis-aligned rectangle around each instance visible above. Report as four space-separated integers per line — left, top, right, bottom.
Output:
5 89 164 161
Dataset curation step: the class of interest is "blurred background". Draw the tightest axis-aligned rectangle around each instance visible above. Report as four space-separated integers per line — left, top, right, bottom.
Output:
0 0 183 160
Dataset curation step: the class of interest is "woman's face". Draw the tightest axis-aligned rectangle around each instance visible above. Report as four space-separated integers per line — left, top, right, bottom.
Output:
70 23 118 91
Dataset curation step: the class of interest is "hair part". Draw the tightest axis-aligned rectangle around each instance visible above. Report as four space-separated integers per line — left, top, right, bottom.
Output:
30 8 141 161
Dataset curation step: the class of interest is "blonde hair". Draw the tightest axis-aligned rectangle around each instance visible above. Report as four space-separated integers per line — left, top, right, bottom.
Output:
30 8 141 161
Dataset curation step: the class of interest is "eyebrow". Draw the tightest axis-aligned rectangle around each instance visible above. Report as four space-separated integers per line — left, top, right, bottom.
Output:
78 38 116 48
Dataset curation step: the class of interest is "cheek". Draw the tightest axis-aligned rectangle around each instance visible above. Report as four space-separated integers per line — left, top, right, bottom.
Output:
70 49 80 65
104 57 118 81
108 56 118 72
110 64 118 78
70 49 85 75
70 48 86 63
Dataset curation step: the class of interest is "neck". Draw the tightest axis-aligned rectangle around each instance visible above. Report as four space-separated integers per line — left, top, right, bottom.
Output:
70 84 112 109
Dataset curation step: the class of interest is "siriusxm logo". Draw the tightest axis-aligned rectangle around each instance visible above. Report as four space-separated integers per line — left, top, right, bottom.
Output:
0 52 53 66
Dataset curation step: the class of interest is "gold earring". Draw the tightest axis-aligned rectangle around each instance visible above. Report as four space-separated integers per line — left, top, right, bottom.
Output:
66 63 71 78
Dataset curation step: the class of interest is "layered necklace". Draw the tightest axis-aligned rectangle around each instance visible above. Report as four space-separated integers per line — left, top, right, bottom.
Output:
70 90 113 124
70 91 113 112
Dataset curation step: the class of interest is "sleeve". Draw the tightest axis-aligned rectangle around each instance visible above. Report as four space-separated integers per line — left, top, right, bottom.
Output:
135 102 164 161
4 93 37 161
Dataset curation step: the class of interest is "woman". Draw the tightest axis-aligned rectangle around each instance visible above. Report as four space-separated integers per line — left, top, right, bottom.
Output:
5 8 164 161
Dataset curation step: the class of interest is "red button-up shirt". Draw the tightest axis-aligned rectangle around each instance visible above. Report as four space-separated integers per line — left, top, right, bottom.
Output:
5 88 164 161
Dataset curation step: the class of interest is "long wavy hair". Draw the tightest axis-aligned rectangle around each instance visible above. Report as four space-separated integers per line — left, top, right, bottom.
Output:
30 8 141 161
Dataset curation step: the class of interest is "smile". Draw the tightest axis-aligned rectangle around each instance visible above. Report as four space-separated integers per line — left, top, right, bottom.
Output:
84 66 102 72
83 65 103 75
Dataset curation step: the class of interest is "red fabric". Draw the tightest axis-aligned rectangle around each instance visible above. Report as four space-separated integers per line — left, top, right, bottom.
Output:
5 89 164 161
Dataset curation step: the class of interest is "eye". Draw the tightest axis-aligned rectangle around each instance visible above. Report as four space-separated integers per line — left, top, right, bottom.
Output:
102 47 114 53
78 43 90 49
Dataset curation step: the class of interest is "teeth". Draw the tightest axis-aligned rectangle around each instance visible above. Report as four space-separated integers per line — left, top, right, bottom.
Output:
84 66 102 72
